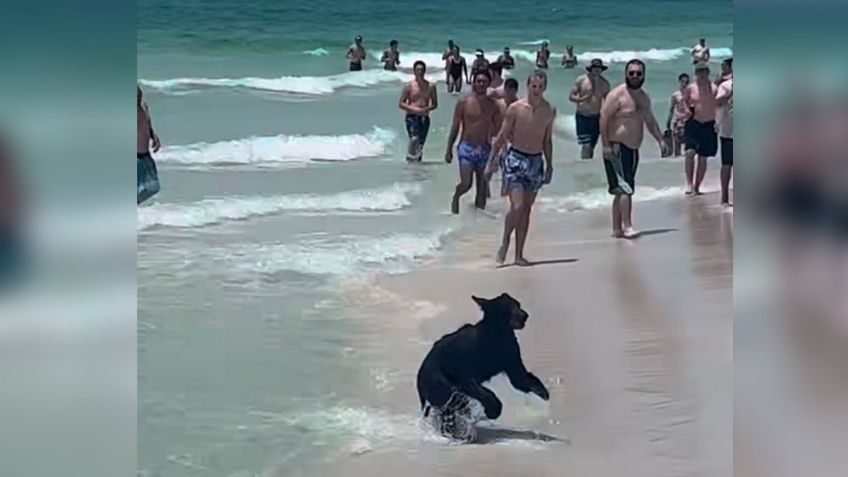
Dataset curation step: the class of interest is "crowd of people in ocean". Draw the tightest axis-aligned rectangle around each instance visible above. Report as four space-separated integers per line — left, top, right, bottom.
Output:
137 36 732 267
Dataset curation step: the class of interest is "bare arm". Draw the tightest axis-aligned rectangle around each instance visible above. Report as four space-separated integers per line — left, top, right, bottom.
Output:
428 83 438 112
641 94 664 144
445 100 463 158
568 78 587 103
487 104 517 173
704 47 710 62
345 46 353 60
543 109 554 182
143 102 161 152
666 94 677 129
491 101 503 142
600 90 619 150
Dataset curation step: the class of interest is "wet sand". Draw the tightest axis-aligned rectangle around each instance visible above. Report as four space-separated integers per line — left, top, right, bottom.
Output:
288 195 732 477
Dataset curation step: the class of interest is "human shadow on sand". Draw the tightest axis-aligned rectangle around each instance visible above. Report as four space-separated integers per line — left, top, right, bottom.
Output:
626 228 678 239
496 258 578 269
473 426 569 444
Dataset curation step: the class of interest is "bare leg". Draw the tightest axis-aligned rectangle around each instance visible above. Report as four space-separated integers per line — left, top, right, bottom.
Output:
611 195 623 237
474 167 487 209
497 198 518 264
514 192 536 265
451 165 474 214
407 137 419 161
693 155 708 194
684 150 695 194
621 194 638 237
720 164 732 205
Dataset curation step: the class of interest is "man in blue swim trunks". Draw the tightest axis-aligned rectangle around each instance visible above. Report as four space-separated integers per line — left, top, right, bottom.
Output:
446 69 501 213
486 70 556 266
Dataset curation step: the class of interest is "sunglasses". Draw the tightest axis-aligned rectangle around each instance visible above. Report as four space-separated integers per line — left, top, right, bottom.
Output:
627 71 644 77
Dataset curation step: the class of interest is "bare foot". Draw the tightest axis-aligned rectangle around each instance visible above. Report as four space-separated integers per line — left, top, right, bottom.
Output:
496 245 508 265
515 257 531 267
623 227 640 239
611 230 624 239
685 188 694 196
451 196 460 214
692 190 703 196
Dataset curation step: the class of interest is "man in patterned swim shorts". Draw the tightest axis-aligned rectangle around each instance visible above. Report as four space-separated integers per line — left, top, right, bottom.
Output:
486 70 556 266
446 70 501 213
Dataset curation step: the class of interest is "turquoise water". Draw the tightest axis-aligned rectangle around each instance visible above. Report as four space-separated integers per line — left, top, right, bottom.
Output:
138 1 732 475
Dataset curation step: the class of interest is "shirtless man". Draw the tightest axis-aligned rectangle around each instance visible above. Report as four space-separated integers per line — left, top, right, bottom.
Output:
398 60 439 162
399 61 438 162
445 46 468 94
691 38 710 66
381 40 400 71
569 58 611 159
446 70 501 213
599 60 667 238
561 45 577 68
666 73 690 156
470 50 490 84
536 42 551 69
137 85 162 205
485 71 556 265
715 58 733 206
346 35 367 71
683 63 718 195
497 47 515 70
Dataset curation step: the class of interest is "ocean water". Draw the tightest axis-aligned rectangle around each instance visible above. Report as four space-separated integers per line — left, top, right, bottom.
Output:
137 0 732 475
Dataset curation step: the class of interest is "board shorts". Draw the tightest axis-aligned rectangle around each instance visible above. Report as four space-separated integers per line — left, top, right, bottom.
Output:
503 147 545 194
457 140 491 169
684 119 718 157
575 113 601 148
349 61 362 71
137 152 160 205
720 137 733 166
603 143 639 196
405 114 431 144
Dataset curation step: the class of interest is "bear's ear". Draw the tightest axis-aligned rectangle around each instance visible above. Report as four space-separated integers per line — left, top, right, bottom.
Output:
471 295 489 307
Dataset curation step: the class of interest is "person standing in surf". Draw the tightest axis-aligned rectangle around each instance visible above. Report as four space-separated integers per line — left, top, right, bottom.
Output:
497 47 515 70
446 70 501 213
683 63 718 195
445 46 468 94
599 59 667 238
666 73 691 157
399 61 438 161
536 41 551 69
487 71 556 266
561 45 577 68
381 40 400 71
137 85 162 205
346 35 367 71
569 58 611 159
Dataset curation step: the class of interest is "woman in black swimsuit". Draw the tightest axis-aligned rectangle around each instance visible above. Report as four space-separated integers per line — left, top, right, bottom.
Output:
446 46 467 94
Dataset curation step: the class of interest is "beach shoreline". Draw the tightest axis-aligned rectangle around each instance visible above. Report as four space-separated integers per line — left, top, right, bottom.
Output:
277 194 732 477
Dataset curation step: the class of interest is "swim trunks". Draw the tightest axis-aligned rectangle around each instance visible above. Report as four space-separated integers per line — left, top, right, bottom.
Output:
137 152 160 205
503 148 545 194
457 140 491 169
684 118 718 157
405 114 431 144
575 113 601 148
720 137 733 166
603 143 639 196
349 61 363 71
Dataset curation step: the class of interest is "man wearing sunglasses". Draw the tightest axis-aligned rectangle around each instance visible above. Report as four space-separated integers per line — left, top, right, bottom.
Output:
600 59 667 239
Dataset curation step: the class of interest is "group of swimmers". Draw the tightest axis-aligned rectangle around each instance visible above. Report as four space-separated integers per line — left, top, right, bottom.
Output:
137 36 732 267
393 36 732 264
